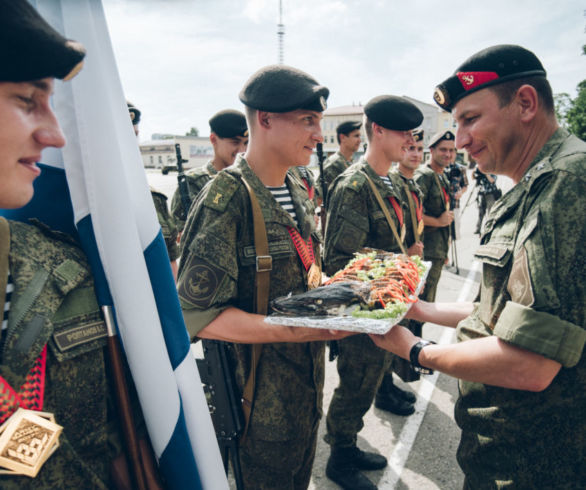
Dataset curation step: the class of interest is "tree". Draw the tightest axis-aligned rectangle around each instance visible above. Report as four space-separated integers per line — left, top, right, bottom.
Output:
566 80 586 141
185 127 199 137
554 92 572 128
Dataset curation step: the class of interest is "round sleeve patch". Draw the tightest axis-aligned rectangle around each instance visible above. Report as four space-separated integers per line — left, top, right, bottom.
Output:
178 259 226 308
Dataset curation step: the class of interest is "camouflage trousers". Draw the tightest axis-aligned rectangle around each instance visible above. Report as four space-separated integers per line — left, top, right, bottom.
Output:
325 334 391 447
240 420 319 490
420 257 444 303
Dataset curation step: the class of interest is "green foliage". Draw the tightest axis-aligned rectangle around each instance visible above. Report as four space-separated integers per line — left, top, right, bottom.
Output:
185 126 199 137
554 93 572 128
566 80 586 141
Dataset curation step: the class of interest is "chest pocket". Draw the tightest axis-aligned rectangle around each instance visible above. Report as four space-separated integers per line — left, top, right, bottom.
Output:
48 286 107 362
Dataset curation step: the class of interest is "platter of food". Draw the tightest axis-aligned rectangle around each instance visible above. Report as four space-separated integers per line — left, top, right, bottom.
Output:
265 249 430 334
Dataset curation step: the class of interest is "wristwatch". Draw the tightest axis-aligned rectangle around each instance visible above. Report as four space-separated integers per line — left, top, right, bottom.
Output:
409 340 436 375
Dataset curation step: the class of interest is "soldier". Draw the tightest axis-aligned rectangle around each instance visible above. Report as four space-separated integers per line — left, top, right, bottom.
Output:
414 130 455 304
371 44 586 488
171 109 248 231
472 167 501 234
128 102 180 279
374 129 427 413
177 65 350 489
0 1 149 487
323 95 423 490
321 120 362 204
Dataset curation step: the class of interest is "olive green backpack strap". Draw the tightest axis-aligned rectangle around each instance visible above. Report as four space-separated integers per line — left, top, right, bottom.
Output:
0 218 9 325
240 176 271 443
364 175 407 254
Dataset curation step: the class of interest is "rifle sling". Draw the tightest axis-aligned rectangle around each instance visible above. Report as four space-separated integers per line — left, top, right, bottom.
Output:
401 180 421 243
364 175 407 254
240 177 270 443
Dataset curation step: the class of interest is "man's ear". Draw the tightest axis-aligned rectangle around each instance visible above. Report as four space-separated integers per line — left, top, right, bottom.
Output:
516 85 539 123
210 133 218 146
258 111 271 129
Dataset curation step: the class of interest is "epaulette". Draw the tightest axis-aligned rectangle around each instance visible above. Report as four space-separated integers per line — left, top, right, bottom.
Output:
202 171 240 212
342 168 368 193
25 218 82 248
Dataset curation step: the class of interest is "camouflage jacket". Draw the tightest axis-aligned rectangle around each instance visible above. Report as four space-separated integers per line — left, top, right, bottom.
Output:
392 169 424 249
288 166 317 204
324 158 406 276
177 155 324 442
414 164 451 260
0 219 137 489
170 161 218 230
321 150 352 203
151 188 179 261
455 129 586 488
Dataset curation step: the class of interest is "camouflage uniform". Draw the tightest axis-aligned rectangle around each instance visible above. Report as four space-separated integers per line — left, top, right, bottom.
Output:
151 188 179 261
323 159 405 448
177 155 324 489
170 161 218 231
389 169 424 381
289 166 317 204
321 151 352 205
414 163 451 302
0 219 141 489
455 129 586 488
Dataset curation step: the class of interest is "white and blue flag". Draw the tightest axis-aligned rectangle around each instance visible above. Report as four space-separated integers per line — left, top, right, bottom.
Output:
2 1 228 488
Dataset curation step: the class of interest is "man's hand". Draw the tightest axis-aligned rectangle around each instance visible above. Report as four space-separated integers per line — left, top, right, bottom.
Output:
406 241 424 257
437 210 454 227
369 325 419 360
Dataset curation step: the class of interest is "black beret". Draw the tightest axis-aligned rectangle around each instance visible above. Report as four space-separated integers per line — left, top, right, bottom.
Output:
336 120 362 136
364 95 423 131
239 64 329 113
433 44 546 112
412 129 424 143
209 109 248 138
428 130 455 148
127 102 141 125
0 0 86 82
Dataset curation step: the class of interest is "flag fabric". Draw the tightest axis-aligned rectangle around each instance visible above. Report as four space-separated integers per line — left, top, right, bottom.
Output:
22 1 228 488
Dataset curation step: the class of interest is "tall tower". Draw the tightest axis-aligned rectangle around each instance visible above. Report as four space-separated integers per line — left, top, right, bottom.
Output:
277 0 284 64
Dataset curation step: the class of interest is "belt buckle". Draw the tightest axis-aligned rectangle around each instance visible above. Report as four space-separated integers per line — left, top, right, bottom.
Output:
256 255 272 272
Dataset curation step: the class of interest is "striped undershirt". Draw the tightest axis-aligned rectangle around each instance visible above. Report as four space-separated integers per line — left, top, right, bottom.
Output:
379 174 395 191
267 185 298 227
3 273 13 331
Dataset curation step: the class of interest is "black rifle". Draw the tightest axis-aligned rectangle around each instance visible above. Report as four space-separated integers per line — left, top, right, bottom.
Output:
175 143 192 222
196 340 244 489
317 142 327 232
446 165 462 274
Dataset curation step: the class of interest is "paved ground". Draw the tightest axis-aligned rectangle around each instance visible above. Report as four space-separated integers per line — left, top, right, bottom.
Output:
147 168 512 490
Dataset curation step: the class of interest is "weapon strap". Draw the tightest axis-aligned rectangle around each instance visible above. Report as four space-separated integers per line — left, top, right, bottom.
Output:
240 177 270 443
364 175 407 254
433 172 451 211
401 180 422 243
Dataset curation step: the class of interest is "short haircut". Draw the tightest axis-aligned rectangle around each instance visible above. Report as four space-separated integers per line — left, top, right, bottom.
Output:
363 115 374 142
244 106 257 134
489 76 554 115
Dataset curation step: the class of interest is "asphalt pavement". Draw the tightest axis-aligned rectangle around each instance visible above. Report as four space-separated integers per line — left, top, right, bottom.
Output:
147 168 512 490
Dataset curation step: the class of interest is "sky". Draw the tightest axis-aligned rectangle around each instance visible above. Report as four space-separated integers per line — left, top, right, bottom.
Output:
102 0 585 141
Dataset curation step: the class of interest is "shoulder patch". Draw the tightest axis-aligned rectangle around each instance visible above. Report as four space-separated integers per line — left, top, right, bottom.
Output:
203 172 240 212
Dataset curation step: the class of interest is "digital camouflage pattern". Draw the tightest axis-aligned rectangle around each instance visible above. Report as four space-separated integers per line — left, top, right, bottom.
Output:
389 170 424 381
324 158 405 275
151 188 179 261
392 169 423 249
0 219 140 489
321 150 352 204
414 163 451 260
323 158 405 448
288 166 317 205
177 155 324 486
170 161 218 230
414 164 451 303
455 129 586 488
